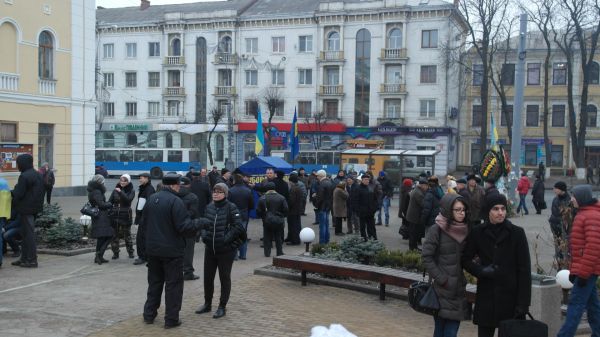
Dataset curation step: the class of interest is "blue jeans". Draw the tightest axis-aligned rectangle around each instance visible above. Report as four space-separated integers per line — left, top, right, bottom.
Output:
238 219 249 259
558 275 600 337
517 194 529 214
377 196 391 225
318 209 330 244
3 215 21 253
433 316 460 337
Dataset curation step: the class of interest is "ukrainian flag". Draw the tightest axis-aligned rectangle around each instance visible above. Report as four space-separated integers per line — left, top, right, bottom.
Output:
490 113 499 151
290 107 299 161
255 106 265 156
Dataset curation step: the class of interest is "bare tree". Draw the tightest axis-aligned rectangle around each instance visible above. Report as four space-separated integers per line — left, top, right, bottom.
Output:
303 111 334 150
258 86 283 156
552 0 600 168
206 104 225 166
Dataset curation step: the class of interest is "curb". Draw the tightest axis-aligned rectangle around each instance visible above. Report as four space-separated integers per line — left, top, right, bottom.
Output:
38 243 127 257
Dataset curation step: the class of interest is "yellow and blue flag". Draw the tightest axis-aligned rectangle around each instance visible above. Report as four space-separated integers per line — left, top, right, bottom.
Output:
289 107 299 161
490 113 499 151
255 105 265 156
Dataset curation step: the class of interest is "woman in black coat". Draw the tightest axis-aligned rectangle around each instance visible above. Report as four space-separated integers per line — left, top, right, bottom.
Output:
461 193 531 337
87 175 114 264
531 174 545 214
108 174 136 259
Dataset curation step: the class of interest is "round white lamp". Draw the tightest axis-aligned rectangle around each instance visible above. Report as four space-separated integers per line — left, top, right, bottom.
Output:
299 227 315 255
556 269 573 289
79 215 91 241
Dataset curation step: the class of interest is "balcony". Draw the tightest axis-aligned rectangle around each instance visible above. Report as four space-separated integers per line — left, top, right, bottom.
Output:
380 48 408 61
162 87 185 96
319 50 344 63
379 83 407 95
163 56 185 66
377 117 405 126
0 72 19 91
319 85 344 96
214 53 239 65
214 86 237 96
38 79 56 95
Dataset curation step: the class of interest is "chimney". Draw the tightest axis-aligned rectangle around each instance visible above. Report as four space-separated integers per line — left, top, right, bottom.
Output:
141 0 150 10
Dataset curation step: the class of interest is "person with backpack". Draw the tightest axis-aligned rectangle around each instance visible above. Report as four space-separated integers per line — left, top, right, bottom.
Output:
256 182 288 257
38 162 55 204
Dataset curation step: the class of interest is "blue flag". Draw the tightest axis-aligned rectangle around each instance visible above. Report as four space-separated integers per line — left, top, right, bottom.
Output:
290 107 299 161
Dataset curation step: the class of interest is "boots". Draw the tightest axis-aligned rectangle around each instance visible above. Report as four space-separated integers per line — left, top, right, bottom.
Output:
95 252 109 264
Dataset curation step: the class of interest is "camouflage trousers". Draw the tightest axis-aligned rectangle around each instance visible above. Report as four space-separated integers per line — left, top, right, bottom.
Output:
111 222 134 256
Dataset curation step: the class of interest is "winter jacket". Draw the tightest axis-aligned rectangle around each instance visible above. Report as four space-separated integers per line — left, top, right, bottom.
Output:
569 201 600 279
378 176 394 198
462 219 531 327
199 199 244 255
135 182 155 225
398 184 411 219
354 183 378 217
316 178 334 211
144 188 200 258
288 182 305 216
11 154 44 215
464 185 485 223
87 181 114 238
420 186 443 228
274 177 290 203
531 179 545 203
257 190 289 224
332 186 349 218
228 182 254 221
548 192 570 230
346 182 357 214
39 167 55 188
406 187 426 224
108 182 135 226
190 179 211 217
517 176 531 195
179 187 200 219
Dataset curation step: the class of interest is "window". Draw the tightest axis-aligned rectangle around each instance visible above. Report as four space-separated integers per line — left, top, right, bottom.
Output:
216 135 224 161
125 72 137 88
501 63 515 85
472 64 483 86
327 31 340 51
321 136 332 149
354 29 371 126
591 62 600 85
38 124 53 168
38 31 54 79
421 29 438 48
196 37 207 123
169 70 182 87
325 67 339 85
148 102 160 117
386 65 402 84
127 134 137 146
527 63 541 85
148 42 160 57
525 145 538 165
552 104 565 127
385 99 402 118
388 28 402 49
103 102 114 117
245 38 258 54
553 62 567 85
0 122 17 142
420 100 436 118
299 35 313 52
272 69 284 85
171 38 181 56
298 101 312 118
500 105 513 127
472 105 482 127
126 43 137 58
103 43 114 59
551 145 564 167
420 65 437 84
101 133 115 148
589 105 598 127
219 36 232 54
168 150 182 162
324 100 338 118
148 72 160 87
526 104 539 127
167 101 180 116
272 36 285 53
245 100 258 117
243 135 256 160
274 100 284 117
298 69 312 85
245 70 257 86
126 102 137 117
103 73 114 88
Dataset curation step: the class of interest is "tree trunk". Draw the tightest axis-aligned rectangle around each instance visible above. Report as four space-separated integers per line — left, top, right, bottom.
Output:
480 67 489 156
206 125 218 166
543 51 552 169
565 53 581 167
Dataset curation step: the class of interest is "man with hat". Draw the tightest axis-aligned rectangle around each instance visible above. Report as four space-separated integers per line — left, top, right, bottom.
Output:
178 177 201 280
142 173 202 329
549 181 570 240
216 168 232 187
405 177 429 250
462 193 531 337
558 185 600 336
464 174 485 227
353 173 379 241
133 173 155 265
208 165 220 188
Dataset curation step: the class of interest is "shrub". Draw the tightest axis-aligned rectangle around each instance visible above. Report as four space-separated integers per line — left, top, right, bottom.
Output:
44 217 83 247
35 203 63 229
374 249 405 268
315 236 385 264
310 242 340 255
402 250 424 272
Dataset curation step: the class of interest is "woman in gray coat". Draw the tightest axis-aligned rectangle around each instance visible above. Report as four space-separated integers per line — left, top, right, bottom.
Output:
332 181 348 235
87 174 114 264
422 193 471 337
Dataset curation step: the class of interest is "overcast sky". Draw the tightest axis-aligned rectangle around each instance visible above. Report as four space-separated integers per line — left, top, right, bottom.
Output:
96 0 221 8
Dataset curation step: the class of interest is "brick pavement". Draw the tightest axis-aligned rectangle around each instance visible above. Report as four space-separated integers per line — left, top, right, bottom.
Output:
88 275 478 337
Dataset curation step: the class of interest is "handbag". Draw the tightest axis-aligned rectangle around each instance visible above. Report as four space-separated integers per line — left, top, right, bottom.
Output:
264 196 284 231
80 202 100 218
408 271 440 316
499 312 548 337
541 200 547 210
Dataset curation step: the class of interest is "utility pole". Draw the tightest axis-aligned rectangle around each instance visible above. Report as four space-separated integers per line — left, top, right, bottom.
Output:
511 13 528 177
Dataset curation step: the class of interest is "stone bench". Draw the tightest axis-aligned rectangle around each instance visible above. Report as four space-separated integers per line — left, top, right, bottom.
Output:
272 255 477 302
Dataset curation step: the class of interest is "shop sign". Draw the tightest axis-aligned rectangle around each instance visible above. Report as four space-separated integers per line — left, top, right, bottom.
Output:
108 124 149 131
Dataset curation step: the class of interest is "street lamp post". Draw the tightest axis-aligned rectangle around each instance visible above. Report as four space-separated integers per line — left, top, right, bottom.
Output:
79 215 91 241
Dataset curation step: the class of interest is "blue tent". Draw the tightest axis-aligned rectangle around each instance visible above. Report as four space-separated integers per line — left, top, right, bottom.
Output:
238 156 293 176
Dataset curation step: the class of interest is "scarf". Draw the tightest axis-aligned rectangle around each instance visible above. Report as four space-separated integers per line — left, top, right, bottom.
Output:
435 214 468 243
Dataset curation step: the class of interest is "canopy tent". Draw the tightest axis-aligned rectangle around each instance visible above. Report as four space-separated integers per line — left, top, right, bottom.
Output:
238 156 293 176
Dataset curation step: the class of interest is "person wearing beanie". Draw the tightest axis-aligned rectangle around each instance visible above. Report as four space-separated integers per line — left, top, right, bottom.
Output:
228 173 254 260
195 182 245 319
398 178 413 239
531 174 546 214
108 172 136 259
256 181 289 256
558 184 600 336
87 174 115 265
133 172 156 266
422 194 471 336
549 181 570 240
143 172 203 328
462 193 531 337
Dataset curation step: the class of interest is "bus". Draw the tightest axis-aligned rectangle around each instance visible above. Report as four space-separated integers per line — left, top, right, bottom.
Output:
270 150 340 176
95 147 201 179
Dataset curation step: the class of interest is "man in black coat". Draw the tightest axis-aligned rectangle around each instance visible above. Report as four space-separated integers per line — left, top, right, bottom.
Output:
179 177 201 280
353 174 379 241
256 182 289 257
462 193 531 337
190 172 211 217
531 174 545 214
228 174 254 260
11 154 44 268
134 173 155 265
315 170 333 244
208 165 220 188
142 173 201 329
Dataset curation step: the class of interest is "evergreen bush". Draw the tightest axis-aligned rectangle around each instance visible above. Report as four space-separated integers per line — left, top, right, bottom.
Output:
44 217 82 247
35 203 63 229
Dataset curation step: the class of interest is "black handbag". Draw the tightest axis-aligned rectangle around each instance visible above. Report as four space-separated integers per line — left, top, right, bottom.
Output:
264 197 284 231
499 312 548 337
408 271 440 316
80 202 100 218
541 200 547 210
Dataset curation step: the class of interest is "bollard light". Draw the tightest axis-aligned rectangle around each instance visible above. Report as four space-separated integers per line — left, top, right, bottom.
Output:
79 215 91 241
299 227 315 255
556 269 573 289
